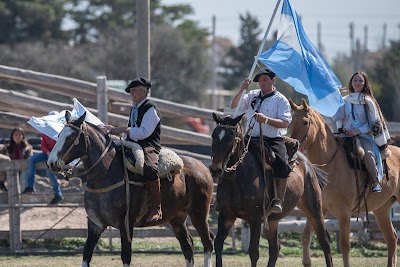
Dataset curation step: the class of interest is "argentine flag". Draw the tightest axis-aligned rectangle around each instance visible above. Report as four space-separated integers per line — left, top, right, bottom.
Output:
259 0 343 117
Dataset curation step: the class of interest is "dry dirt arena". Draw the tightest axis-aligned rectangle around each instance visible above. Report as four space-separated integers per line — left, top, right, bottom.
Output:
0 175 88 231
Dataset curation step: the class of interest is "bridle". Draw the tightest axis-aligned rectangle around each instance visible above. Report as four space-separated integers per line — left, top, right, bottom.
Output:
56 122 112 177
214 123 252 173
293 111 339 166
293 112 311 152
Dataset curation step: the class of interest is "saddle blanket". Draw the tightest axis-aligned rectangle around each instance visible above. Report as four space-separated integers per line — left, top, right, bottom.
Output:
113 140 184 178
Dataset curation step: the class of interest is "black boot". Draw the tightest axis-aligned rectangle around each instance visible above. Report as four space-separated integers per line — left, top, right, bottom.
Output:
270 178 287 213
145 179 163 222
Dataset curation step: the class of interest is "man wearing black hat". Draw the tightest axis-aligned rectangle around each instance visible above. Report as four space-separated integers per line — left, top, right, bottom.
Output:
104 77 163 222
230 67 292 213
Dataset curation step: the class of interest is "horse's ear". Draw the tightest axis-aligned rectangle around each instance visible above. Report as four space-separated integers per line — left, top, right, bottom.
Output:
212 112 222 124
65 110 71 123
289 99 300 111
75 112 86 126
301 98 310 111
232 113 244 126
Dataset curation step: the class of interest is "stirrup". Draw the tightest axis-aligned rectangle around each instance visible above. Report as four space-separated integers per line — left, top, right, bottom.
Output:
270 198 283 214
146 208 162 222
371 183 382 193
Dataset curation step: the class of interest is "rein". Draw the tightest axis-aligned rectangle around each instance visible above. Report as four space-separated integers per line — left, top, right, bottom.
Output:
295 112 339 166
57 123 113 178
221 123 254 172
293 112 311 152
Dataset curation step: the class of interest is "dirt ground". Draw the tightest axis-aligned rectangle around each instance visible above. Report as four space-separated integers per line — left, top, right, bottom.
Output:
0 175 88 231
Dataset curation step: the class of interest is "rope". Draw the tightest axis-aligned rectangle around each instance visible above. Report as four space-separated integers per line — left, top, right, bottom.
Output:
34 207 79 241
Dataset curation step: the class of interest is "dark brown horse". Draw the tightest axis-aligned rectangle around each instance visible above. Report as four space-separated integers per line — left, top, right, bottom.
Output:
209 113 332 267
290 99 400 267
47 111 214 267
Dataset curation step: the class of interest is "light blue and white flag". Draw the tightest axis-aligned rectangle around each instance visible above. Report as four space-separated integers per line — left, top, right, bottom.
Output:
258 0 343 117
27 98 104 141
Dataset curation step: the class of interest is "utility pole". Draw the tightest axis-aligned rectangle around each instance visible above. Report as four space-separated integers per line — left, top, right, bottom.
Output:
349 22 356 72
363 25 368 51
136 0 151 93
317 22 322 52
382 23 387 49
211 15 217 111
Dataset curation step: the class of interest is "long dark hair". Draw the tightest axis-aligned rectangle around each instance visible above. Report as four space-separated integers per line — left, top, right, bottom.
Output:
348 71 387 127
7 127 30 153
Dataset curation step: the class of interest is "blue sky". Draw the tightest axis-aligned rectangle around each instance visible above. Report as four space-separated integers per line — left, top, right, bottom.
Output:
164 0 400 63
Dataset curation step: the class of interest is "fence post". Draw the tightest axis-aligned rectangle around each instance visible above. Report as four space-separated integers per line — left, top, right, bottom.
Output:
97 76 108 124
7 162 21 251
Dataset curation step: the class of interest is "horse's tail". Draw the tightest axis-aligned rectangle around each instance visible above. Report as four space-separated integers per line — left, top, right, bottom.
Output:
313 165 329 189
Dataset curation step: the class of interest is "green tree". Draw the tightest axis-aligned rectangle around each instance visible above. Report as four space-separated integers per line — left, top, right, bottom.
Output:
371 41 400 121
0 0 67 45
220 12 262 90
65 0 208 44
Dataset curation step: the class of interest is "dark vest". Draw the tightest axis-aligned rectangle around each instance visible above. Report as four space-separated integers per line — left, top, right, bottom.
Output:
127 99 161 149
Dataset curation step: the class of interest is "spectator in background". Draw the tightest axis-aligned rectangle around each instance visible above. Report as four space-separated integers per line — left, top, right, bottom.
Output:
0 127 33 191
21 111 63 204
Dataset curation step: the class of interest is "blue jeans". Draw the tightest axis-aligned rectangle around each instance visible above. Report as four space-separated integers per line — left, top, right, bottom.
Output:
26 152 62 197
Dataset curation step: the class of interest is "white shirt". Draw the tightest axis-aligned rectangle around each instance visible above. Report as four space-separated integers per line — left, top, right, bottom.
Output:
128 97 161 142
239 89 291 138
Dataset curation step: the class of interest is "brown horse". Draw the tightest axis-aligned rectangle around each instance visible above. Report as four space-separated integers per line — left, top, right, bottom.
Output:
47 111 214 267
290 99 400 267
209 113 332 267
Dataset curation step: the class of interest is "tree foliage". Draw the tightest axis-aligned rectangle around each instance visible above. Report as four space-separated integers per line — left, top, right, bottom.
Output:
0 0 67 45
220 12 261 90
371 41 400 121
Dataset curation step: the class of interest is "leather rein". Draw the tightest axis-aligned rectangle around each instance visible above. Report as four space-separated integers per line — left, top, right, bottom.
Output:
294 112 339 166
56 123 125 193
219 122 255 173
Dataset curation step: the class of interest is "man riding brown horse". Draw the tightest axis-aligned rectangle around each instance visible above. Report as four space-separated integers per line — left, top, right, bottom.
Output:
230 67 292 213
102 77 162 223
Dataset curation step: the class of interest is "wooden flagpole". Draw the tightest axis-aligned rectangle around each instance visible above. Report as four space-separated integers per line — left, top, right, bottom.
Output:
233 0 282 118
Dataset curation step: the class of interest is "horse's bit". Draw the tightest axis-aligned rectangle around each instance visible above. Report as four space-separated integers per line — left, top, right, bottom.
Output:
217 124 253 173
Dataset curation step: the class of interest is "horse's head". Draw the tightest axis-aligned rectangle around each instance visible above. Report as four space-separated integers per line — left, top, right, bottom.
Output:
47 111 88 172
209 112 244 177
289 98 317 152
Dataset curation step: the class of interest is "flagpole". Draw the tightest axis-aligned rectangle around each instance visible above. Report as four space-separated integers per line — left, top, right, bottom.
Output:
233 0 282 118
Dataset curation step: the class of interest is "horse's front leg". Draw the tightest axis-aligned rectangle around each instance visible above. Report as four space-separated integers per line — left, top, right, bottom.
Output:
265 220 279 267
215 212 236 267
120 223 134 267
82 219 106 267
248 220 262 267
337 213 352 267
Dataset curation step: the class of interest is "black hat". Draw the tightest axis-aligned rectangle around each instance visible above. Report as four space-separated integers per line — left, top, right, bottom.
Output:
253 67 276 82
125 77 151 93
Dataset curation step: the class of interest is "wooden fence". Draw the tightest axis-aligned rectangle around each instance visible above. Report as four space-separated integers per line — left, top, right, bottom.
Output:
1 159 398 253
1 64 400 253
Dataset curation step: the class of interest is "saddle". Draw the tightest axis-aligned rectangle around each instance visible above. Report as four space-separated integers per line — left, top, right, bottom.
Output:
335 135 390 181
247 136 299 170
336 136 367 172
113 140 184 179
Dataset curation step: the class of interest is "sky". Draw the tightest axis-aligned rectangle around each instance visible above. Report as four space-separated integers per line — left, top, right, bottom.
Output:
163 0 400 63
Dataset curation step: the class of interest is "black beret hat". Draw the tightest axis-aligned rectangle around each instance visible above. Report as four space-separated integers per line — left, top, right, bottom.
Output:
125 77 151 93
253 67 276 82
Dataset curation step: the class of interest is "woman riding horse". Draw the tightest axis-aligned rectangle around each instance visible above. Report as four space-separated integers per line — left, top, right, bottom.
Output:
290 99 400 267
